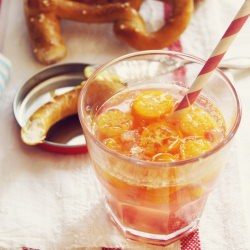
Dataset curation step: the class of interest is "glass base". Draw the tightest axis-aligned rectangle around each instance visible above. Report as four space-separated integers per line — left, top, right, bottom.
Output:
106 204 200 246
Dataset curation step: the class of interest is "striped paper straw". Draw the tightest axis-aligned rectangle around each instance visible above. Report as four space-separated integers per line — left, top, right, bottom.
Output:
175 0 250 111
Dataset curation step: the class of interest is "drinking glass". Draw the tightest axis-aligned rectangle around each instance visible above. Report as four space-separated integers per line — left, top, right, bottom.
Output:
78 50 241 246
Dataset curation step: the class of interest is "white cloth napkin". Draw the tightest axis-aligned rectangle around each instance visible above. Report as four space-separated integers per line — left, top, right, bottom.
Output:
0 0 250 249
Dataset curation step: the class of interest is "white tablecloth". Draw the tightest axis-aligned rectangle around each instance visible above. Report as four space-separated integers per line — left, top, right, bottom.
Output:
1 0 250 249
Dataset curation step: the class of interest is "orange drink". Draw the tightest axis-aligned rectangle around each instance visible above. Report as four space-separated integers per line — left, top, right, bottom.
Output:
78 51 241 246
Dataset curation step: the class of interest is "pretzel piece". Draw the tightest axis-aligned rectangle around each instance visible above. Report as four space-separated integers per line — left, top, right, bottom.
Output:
21 85 82 145
24 0 193 65
24 0 67 65
71 0 143 10
20 73 126 145
114 0 194 50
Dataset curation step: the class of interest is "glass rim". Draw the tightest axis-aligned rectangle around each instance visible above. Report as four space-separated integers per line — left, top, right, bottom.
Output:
78 50 242 167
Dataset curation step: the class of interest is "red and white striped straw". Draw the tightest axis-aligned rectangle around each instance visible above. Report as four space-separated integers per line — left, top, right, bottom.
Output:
175 0 250 112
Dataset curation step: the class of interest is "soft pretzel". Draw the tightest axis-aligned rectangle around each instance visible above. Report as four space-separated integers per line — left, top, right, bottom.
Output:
114 0 193 50
24 0 193 65
21 74 126 145
70 0 144 10
21 85 83 145
24 0 67 65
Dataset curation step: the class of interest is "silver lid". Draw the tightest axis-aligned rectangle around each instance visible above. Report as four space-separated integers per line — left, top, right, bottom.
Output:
13 63 89 154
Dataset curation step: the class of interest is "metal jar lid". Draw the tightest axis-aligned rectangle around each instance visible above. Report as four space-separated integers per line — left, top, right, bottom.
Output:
13 63 89 154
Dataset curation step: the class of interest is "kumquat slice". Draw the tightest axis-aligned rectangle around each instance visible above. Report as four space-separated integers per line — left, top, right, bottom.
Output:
179 106 216 136
132 90 174 120
180 138 212 160
140 121 181 157
96 109 133 138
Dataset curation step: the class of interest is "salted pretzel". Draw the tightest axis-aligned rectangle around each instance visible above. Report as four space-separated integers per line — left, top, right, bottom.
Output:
21 84 83 145
24 0 193 65
21 75 125 145
114 0 193 50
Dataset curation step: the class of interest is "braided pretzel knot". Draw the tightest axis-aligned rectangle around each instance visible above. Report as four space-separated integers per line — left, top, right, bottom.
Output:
24 0 193 65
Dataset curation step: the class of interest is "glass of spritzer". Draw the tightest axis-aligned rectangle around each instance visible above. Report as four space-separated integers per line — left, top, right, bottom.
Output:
78 50 241 246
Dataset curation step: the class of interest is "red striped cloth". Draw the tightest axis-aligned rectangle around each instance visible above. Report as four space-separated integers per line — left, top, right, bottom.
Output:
100 230 202 250
22 230 201 250
165 40 202 250
164 3 201 250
